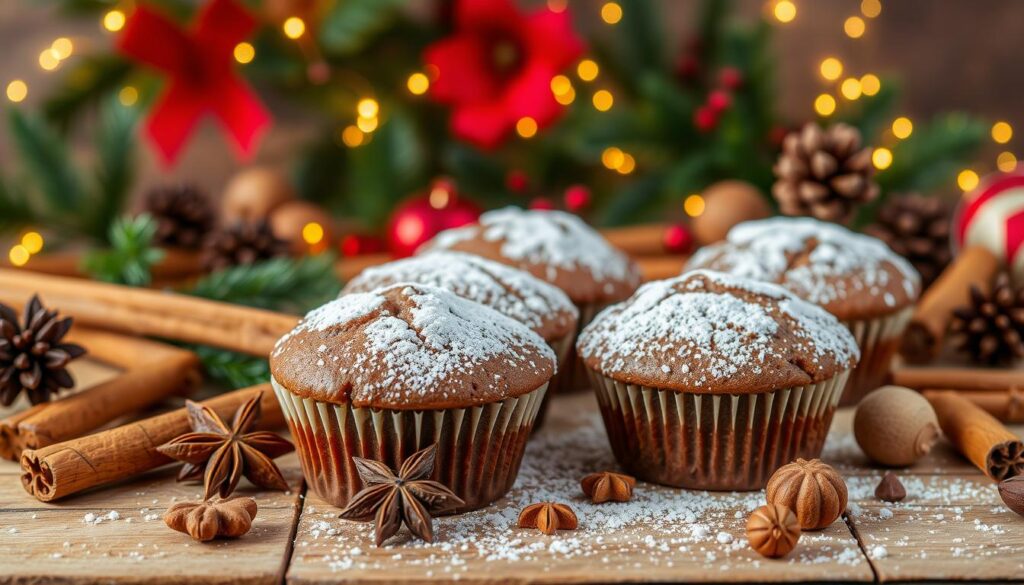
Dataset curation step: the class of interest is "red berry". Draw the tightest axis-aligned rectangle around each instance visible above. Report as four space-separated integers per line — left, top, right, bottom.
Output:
707 90 732 112
563 185 591 212
694 105 718 132
663 224 694 254
505 170 529 193
718 67 743 90
529 197 556 211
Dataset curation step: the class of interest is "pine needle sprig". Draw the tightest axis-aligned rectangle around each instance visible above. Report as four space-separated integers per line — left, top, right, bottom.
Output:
187 253 342 315
82 214 165 286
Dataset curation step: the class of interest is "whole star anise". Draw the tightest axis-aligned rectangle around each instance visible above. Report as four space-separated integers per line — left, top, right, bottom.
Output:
0 296 86 406
517 502 578 535
157 392 294 499
339 444 464 546
580 471 636 504
164 497 258 542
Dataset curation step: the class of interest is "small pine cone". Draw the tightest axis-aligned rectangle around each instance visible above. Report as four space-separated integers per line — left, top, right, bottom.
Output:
144 184 216 249
949 273 1024 365
772 123 880 223
201 220 290 272
864 195 954 288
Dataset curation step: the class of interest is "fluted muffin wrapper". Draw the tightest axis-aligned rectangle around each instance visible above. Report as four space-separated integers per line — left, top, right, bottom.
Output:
589 368 850 491
272 378 546 512
549 301 609 395
840 306 913 406
533 334 574 430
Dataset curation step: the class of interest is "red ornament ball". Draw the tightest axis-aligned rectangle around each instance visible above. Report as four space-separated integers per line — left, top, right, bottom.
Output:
386 182 481 257
529 197 556 211
663 224 695 254
694 105 718 132
506 170 529 193
564 185 591 212
340 233 387 257
718 67 743 90
707 90 732 113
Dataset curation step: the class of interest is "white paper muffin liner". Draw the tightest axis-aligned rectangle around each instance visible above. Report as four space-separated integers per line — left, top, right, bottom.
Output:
840 306 913 406
272 378 547 512
549 301 609 395
589 368 850 491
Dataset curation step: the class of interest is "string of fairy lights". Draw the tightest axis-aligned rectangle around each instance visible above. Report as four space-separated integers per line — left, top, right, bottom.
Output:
2 1 1017 265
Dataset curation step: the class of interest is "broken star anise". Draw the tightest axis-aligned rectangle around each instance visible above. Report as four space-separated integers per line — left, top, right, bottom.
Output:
517 502 579 535
157 391 294 499
581 471 636 504
339 444 464 546
164 497 258 542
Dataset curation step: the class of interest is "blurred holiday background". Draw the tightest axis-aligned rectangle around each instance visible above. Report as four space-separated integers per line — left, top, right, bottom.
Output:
1 0 1023 384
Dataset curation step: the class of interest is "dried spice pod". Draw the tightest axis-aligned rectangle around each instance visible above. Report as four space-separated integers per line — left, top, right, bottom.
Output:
517 502 578 535
948 272 1024 365
875 472 907 503
998 476 1024 518
746 504 801 558
766 459 847 530
0 295 86 406
144 183 216 249
164 497 258 542
580 471 636 503
854 386 941 467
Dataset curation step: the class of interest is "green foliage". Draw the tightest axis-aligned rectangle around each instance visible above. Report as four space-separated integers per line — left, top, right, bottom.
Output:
82 214 166 286
91 96 141 242
43 55 133 132
7 108 87 216
192 345 271 389
319 0 408 56
186 253 342 314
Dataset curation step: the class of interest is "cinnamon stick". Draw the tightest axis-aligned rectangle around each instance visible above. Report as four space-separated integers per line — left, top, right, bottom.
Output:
4 248 202 280
0 329 201 460
925 390 1024 480
901 246 1000 363
636 255 688 282
892 365 1024 392
20 384 282 502
921 389 1024 424
0 268 298 356
601 224 669 257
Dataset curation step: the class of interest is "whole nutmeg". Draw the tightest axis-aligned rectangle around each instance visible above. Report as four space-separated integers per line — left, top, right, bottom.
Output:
854 385 941 467
746 504 801 558
691 180 771 245
221 167 294 223
998 475 1024 518
268 200 336 254
766 458 847 530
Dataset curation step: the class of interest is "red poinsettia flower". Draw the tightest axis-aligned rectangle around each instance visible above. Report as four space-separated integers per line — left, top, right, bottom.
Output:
425 0 585 149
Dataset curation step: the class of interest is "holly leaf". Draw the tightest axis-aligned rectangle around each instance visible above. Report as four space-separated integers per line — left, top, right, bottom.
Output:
319 0 407 56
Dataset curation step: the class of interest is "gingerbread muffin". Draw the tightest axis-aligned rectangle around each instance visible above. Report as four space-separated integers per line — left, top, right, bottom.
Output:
686 217 920 405
423 207 641 393
578 270 859 490
270 283 556 511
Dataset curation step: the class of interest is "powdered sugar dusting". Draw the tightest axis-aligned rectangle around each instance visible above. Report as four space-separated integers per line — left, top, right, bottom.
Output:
342 251 577 336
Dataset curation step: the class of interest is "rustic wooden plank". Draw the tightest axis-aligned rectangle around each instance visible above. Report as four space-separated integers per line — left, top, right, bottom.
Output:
286 394 873 584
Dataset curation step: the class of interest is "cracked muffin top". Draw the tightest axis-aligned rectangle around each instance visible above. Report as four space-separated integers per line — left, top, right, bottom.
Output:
270 283 556 409
341 251 578 342
577 270 859 394
421 207 641 304
686 217 920 321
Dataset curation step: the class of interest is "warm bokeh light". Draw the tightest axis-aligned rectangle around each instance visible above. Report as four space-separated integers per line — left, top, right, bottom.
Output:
992 121 1013 144
892 117 913 139
103 10 126 32
617 153 636 174
593 89 614 111
861 0 882 18
773 0 796 23
551 75 572 96
554 86 576 105
840 78 862 100
302 222 325 245
601 2 623 24
357 98 379 119
118 86 138 106
684 194 705 217
6 80 27 103
39 50 60 71
820 57 843 81
8 245 30 267
814 94 836 116
283 17 306 39
872 147 893 170
429 184 451 209
233 42 255 64
516 117 538 138
601 147 625 169
860 74 881 96
844 16 866 38
407 73 430 95
957 169 980 192
341 125 364 147
51 38 73 60
997 151 1018 172
356 116 378 133
577 60 599 81
21 232 44 254
547 0 568 12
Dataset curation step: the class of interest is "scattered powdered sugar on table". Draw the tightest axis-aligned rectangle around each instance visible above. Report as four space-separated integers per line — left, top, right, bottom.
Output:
428 207 637 283
341 251 578 334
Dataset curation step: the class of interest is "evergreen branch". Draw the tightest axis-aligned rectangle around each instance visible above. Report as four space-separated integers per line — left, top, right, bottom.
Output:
7 108 87 215
82 214 165 286
42 55 133 133
191 345 271 389
90 95 141 242
187 253 342 314
0 175 35 235
319 0 407 56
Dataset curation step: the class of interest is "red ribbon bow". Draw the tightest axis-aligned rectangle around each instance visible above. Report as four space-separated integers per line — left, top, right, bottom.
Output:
117 0 270 166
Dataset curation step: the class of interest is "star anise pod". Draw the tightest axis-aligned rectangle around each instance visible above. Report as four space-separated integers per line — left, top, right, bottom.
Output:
339 444 464 546
164 497 258 542
580 471 636 503
949 272 1024 365
200 220 289 272
0 295 86 406
157 392 294 499
517 502 579 535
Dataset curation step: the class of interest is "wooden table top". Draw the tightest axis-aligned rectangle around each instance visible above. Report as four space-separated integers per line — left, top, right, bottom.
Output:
0 360 1021 584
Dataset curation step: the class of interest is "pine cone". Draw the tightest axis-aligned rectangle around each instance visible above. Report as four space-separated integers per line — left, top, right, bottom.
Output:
949 273 1024 365
864 195 953 288
772 123 879 223
144 184 216 249
201 220 290 272
0 296 86 406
